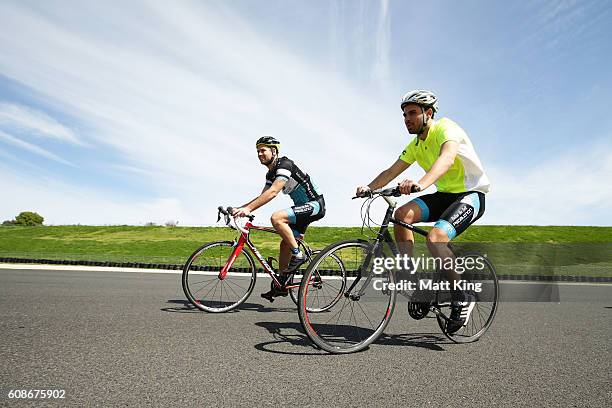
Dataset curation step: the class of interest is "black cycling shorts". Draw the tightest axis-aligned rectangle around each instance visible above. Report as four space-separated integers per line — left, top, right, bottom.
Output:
284 196 326 237
410 191 485 239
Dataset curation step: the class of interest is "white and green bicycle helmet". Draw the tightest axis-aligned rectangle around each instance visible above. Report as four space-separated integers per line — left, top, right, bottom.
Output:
400 90 439 113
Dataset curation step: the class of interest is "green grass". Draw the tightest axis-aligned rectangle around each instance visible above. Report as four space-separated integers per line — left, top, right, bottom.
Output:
0 225 611 277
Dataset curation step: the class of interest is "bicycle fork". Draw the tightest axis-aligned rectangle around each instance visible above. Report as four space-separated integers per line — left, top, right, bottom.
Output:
345 241 382 300
219 237 247 280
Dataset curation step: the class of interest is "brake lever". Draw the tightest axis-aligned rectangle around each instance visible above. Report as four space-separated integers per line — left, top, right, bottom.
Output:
217 206 233 225
224 206 232 226
391 185 421 196
352 191 373 200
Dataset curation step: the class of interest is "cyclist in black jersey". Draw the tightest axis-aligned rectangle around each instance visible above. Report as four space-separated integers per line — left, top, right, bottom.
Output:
232 136 325 301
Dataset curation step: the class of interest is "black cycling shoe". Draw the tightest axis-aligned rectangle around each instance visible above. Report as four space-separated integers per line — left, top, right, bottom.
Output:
446 292 476 334
261 281 288 303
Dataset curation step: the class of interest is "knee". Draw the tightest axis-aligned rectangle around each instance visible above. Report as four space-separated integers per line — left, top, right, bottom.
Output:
426 228 449 246
394 206 416 224
270 211 286 227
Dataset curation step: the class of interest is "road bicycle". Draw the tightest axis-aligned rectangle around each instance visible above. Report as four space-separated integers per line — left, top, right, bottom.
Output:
182 206 347 313
298 187 498 353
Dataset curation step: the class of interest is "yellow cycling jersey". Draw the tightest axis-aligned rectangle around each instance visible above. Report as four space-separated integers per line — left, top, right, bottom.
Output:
399 118 491 193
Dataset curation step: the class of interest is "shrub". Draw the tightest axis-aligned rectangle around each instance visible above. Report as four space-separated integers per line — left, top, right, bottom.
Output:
14 211 44 226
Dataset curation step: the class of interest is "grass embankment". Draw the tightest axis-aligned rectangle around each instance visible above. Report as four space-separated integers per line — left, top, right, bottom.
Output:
0 225 611 277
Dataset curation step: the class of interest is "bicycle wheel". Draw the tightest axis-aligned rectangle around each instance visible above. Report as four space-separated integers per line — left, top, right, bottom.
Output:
436 253 499 343
182 241 256 312
288 273 299 306
288 251 346 312
298 240 396 354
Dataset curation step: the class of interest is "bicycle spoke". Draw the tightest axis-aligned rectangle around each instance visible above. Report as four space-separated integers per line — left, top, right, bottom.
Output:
190 277 220 294
182 241 256 312
437 255 498 343
355 299 375 330
299 240 394 352
223 276 252 293
197 279 221 299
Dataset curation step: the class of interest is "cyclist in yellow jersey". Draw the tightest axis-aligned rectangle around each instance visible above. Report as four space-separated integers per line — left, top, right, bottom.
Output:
355 90 491 333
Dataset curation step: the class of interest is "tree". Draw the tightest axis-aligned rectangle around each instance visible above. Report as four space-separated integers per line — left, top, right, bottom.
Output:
14 211 44 226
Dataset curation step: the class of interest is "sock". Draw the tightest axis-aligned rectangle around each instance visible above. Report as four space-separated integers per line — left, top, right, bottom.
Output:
291 247 300 255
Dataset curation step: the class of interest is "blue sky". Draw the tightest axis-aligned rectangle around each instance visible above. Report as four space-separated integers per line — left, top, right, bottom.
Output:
0 0 610 226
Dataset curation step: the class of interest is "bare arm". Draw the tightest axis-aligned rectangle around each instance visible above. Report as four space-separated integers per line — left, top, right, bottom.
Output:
366 159 412 190
234 179 286 216
239 185 270 208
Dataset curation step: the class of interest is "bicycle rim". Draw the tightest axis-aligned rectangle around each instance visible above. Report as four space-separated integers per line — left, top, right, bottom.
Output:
182 241 256 312
290 252 346 312
299 240 395 353
437 253 499 343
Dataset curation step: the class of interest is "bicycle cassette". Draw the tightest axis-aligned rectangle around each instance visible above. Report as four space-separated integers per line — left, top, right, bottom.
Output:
407 301 430 320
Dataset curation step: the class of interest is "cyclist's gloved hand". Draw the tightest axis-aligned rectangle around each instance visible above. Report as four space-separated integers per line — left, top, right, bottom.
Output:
232 207 252 218
355 186 371 197
398 179 421 195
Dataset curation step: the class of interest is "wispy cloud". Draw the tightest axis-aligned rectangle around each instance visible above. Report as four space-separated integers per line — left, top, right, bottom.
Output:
0 102 82 145
372 0 390 83
537 0 580 26
0 130 74 166
0 1 608 226
520 0 609 56
328 0 391 86
484 143 612 226
0 0 400 225
0 166 190 225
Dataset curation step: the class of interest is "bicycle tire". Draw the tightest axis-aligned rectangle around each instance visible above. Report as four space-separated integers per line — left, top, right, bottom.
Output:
182 241 256 313
298 240 396 354
289 251 347 312
437 253 499 343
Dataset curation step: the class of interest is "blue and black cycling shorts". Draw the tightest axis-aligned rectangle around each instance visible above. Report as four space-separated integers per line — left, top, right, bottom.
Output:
284 196 326 238
411 191 485 240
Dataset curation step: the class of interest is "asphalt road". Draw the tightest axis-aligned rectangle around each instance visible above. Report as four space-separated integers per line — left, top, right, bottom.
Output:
1 268 610 407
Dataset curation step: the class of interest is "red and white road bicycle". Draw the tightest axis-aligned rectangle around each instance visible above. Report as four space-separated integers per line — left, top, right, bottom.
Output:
182 206 347 313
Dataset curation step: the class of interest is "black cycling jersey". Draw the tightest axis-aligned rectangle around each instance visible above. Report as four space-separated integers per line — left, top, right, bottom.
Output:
265 156 321 206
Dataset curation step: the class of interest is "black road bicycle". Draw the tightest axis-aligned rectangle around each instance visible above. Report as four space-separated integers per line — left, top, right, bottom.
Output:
297 187 498 353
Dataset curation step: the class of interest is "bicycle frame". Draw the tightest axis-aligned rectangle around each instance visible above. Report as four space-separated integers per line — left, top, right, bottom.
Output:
298 189 498 352
348 192 464 318
346 194 430 297
219 220 312 290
